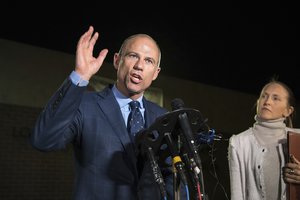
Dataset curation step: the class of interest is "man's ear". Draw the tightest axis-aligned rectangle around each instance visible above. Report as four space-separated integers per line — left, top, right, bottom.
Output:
113 53 120 70
152 67 161 81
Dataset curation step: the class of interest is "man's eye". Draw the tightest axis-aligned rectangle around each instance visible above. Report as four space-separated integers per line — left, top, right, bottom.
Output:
145 59 154 64
128 54 138 58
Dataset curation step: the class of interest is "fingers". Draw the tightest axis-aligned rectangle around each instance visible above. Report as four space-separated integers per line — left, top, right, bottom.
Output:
287 168 296 175
96 49 109 64
283 166 300 184
88 31 99 51
78 26 93 47
290 154 300 165
75 26 108 80
283 156 300 185
284 167 296 176
77 26 98 49
284 176 300 184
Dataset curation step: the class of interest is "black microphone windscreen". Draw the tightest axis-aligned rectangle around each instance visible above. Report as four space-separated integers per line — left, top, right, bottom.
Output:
171 98 185 111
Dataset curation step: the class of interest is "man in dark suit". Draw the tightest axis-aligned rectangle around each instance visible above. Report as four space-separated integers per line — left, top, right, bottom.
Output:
30 26 185 200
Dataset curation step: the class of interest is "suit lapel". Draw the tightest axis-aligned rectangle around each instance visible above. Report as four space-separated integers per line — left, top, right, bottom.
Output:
96 86 138 177
143 99 157 129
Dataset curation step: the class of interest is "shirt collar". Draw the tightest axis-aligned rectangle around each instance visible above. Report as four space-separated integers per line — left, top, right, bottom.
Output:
112 84 144 109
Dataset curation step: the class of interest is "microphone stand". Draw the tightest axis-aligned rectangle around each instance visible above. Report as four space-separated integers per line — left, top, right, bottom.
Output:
136 108 208 200
173 168 180 200
146 146 167 198
178 112 207 200
173 134 183 200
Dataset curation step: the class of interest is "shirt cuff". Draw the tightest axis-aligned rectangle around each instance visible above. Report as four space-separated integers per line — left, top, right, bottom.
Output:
70 71 89 87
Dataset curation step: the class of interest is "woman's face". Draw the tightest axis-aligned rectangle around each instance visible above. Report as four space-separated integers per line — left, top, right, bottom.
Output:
256 83 293 120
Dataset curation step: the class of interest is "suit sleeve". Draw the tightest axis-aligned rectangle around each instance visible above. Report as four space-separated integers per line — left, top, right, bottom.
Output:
30 78 86 151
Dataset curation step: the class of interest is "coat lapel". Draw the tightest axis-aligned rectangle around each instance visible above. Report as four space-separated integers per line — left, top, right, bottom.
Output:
143 99 156 129
96 86 138 176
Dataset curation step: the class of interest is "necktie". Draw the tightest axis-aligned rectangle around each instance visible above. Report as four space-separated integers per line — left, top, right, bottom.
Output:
127 101 144 137
127 101 145 176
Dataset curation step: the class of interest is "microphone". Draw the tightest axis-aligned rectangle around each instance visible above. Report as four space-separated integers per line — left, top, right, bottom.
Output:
146 146 167 198
171 98 208 199
171 97 185 111
171 98 202 174
164 132 188 185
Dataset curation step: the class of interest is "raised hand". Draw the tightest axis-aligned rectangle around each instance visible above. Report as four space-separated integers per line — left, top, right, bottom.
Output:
75 26 109 81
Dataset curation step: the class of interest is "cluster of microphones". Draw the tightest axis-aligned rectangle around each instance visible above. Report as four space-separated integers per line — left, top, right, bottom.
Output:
135 98 224 200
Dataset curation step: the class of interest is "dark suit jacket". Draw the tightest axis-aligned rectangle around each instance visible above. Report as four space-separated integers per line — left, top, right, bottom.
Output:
31 78 181 200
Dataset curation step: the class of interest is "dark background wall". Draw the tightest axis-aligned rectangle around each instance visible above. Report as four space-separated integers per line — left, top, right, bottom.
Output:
0 38 278 200
0 103 74 200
